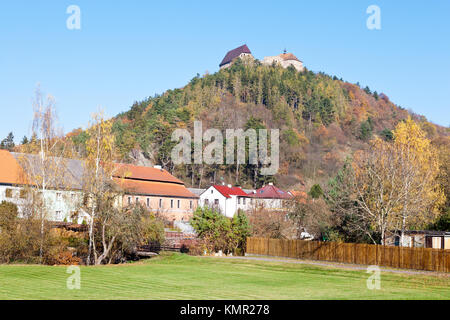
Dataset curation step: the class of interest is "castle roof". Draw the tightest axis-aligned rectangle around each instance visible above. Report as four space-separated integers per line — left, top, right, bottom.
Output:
219 44 252 67
279 52 302 63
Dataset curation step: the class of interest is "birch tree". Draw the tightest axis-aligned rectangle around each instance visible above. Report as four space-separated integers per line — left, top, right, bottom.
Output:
17 86 68 262
83 111 116 265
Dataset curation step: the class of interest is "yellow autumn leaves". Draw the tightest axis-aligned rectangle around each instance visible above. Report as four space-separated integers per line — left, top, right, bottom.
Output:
352 118 444 241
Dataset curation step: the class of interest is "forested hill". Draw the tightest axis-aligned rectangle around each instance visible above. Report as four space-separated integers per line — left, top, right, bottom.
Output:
71 58 449 191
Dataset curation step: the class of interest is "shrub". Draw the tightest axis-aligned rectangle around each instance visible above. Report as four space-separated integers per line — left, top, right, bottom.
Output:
190 207 250 255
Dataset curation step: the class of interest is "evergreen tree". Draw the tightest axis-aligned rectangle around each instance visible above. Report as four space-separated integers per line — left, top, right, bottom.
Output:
21 136 29 145
0 132 15 151
309 184 324 199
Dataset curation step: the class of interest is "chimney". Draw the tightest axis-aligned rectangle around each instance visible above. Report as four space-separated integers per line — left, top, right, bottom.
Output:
268 182 273 186
154 165 162 170
227 184 232 188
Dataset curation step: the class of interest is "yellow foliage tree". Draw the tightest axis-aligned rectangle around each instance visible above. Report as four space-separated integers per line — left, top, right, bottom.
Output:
392 118 444 244
351 118 444 245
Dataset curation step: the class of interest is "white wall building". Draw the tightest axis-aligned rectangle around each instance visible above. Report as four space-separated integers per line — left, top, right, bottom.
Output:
199 185 250 218
0 150 89 224
247 183 293 211
262 52 304 72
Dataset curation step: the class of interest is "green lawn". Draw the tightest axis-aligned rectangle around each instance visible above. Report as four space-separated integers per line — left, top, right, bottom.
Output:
0 253 448 300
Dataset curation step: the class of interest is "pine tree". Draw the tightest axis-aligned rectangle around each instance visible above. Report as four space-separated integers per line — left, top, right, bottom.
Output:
0 132 15 151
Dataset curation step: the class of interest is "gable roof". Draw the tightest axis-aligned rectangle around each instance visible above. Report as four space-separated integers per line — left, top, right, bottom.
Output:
279 52 302 63
213 185 248 198
248 184 292 199
113 163 184 185
219 44 251 67
113 178 198 199
11 152 85 190
0 150 27 185
113 163 198 198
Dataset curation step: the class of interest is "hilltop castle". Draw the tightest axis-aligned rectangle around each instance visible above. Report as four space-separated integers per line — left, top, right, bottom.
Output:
219 44 304 72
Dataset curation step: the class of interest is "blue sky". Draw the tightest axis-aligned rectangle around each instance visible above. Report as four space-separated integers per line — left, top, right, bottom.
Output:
0 0 449 142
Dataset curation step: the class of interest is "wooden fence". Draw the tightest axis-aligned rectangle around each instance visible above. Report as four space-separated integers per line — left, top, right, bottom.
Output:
246 237 450 273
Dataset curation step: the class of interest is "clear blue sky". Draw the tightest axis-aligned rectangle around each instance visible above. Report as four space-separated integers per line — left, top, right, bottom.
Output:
1 0 449 142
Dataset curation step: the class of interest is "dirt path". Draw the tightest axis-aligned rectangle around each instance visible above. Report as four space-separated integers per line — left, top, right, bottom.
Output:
203 254 449 277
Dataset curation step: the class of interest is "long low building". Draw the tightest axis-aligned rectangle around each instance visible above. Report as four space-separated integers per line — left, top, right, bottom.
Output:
113 163 198 222
0 150 88 223
0 150 198 224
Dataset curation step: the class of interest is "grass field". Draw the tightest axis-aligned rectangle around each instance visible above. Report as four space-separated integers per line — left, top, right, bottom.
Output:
0 253 448 300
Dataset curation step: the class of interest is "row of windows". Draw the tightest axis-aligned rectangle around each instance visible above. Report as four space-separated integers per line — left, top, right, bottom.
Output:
4 189 78 201
205 197 249 205
127 196 193 210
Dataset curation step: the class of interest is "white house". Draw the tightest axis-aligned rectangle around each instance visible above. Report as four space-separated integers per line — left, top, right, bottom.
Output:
0 150 89 224
199 184 249 218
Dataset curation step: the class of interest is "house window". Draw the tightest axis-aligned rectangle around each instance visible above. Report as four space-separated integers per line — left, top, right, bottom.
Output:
136 197 139 204
20 189 27 199
128 197 131 205
205 199 209 205
159 199 162 208
211 189 213 194
56 193 62 201
238 198 240 204
71 193 76 200
171 200 174 208
5 188 12 198
214 199 219 205
147 198 150 208
243 198 246 205
177 200 180 209
56 211 62 219
190 200 193 209
432 237 442 249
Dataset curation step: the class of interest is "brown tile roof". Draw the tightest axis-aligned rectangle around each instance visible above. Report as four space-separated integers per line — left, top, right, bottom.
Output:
0 150 28 185
219 44 252 67
113 178 198 199
279 53 302 63
113 163 184 184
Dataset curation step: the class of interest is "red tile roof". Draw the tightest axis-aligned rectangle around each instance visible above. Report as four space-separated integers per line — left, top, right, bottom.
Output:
279 52 302 62
113 163 198 199
219 44 252 67
113 163 183 184
213 185 248 198
114 178 198 199
248 184 293 199
0 150 28 185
